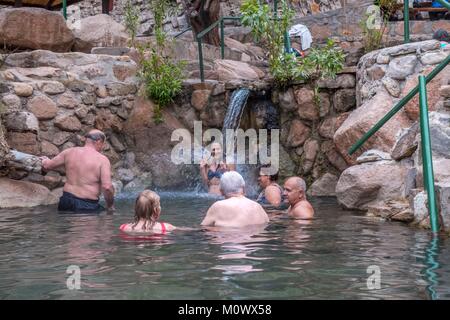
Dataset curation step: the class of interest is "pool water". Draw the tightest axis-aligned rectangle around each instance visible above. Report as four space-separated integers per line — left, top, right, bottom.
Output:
0 193 449 300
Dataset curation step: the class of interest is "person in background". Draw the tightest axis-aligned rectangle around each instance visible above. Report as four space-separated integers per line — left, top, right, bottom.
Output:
256 165 284 207
433 29 449 48
283 177 315 220
200 142 235 196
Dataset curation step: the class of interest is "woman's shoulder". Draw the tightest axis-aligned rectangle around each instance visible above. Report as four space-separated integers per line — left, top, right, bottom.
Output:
119 223 132 232
157 222 176 232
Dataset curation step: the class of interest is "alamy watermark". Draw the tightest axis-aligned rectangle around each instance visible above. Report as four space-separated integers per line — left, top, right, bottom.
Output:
365 5 382 30
170 121 280 175
366 265 381 290
66 265 81 290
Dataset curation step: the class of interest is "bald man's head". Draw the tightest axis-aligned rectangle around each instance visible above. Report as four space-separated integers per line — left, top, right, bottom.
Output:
286 177 306 192
85 130 106 143
84 129 106 152
283 176 307 205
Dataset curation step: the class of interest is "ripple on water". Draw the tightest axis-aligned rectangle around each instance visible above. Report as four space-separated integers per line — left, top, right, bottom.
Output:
1 196 450 299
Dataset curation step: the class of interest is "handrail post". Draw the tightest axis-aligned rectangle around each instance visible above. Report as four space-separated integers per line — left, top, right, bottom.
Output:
62 0 67 19
404 0 410 43
418 75 439 233
284 31 291 53
348 54 450 155
197 38 204 82
220 18 225 59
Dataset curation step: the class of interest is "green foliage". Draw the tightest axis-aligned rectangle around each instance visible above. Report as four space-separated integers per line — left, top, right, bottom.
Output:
306 39 346 81
360 0 397 53
134 0 185 123
241 0 344 89
140 50 185 123
124 0 140 47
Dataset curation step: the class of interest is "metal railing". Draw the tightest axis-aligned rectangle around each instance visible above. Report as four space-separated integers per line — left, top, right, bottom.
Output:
418 74 439 232
348 55 450 233
174 0 290 82
403 0 450 43
348 54 450 155
174 27 192 39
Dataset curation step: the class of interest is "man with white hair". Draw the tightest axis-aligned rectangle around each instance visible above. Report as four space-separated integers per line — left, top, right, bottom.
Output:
201 171 269 227
283 177 314 220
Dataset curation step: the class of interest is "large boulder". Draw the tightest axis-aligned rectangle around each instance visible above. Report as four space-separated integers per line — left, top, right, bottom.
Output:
334 91 412 161
336 160 415 210
402 65 450 121
123 97 198 189
71 14 129 53
308 173 339 197
0 178 58 208
0 8 74 52
214 60 264 82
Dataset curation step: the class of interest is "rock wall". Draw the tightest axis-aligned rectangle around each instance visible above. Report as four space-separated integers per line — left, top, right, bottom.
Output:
165 54 357 197
0 50 140 195
334 40 450 232
65 0 346 36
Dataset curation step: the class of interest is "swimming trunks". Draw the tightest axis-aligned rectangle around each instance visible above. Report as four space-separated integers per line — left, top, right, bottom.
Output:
58 191 104 213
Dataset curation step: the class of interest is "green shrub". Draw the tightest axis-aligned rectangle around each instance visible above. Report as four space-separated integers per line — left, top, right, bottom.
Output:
241 0 345 90
360 0 397 53
124 0 140 47
125 0 185 124
140 50 185 123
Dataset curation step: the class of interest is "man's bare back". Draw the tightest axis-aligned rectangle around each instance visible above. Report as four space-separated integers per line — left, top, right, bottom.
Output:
202 196 269 228
41 130 114 212
63 146 111 200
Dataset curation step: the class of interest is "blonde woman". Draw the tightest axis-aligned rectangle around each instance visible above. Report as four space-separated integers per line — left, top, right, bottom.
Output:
120 190 176 234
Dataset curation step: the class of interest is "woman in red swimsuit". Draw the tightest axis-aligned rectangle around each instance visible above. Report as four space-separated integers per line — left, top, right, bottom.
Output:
119 190 176 234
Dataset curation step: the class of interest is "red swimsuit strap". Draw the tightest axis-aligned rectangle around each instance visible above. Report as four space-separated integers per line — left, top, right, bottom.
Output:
160 222 166 234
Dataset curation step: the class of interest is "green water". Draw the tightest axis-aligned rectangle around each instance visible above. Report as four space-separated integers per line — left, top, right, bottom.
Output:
0 193 449 299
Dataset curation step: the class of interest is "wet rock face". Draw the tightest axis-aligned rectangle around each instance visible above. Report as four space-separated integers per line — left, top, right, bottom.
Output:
250 98 280 130
123 97 198 189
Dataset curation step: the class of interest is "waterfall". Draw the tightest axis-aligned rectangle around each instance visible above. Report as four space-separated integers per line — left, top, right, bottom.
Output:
222 88 251 131
221 88 260 197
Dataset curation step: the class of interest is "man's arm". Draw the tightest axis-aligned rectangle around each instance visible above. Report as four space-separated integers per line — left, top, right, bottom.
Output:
100 158 115 211
41 149 69 171
265 185 282 207
200 204 217 226
199 160 209 187
291 202 314 220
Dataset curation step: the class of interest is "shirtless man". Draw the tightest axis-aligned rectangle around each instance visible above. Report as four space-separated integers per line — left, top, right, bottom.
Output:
41 129 115 213
201 171 269 228
283 177 314 220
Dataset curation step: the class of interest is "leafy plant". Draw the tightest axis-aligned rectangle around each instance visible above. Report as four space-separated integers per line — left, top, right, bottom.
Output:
140 50 186 123
136 0 185 123
360 0 397 52
240 0 345 89
124 0 140 47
